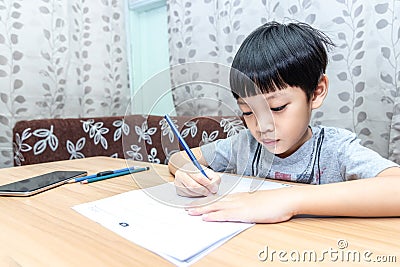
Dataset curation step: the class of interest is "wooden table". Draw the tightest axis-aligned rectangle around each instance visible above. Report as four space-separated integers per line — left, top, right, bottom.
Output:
0 157 398 266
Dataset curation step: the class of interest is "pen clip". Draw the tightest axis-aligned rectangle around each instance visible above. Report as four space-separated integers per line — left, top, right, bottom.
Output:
96 170 114 177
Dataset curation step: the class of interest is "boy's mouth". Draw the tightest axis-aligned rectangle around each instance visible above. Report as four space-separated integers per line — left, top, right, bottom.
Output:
260 138 278 147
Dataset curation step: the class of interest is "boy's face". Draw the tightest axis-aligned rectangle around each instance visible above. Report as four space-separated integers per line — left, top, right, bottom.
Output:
237 86 316 158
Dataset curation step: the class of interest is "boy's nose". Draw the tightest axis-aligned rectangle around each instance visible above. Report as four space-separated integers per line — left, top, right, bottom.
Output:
255 114 274 133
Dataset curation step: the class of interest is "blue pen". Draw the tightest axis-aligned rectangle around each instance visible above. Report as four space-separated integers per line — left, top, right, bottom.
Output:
164 114 209 179
67 166 136 183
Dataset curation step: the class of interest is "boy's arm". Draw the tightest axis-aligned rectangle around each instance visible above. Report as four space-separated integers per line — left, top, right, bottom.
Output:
296 167 400 217
168 147 221 196
168 147 207 175
187 167 400 223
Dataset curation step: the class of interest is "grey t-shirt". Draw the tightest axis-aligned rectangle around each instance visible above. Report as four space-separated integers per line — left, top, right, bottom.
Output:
200 126 398 184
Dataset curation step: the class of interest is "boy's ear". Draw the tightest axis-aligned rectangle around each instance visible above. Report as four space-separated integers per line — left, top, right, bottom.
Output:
311 75 329 109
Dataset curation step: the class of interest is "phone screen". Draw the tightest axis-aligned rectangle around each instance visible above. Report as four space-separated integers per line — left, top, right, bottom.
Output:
0 171 87 196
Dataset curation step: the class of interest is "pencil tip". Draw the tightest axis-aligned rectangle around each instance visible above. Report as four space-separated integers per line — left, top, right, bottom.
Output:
80 180 88 184
66 179 75 184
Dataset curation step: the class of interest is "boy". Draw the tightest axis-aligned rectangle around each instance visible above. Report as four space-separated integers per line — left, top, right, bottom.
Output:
168 21 400 223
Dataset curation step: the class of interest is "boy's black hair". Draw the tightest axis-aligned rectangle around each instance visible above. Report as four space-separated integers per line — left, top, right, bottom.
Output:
230 21 335 101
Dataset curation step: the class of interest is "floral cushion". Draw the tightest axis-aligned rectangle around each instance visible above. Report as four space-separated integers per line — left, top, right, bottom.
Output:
13 114 246 166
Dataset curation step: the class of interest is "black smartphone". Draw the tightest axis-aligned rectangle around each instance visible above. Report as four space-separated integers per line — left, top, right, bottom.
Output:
0 170 87 197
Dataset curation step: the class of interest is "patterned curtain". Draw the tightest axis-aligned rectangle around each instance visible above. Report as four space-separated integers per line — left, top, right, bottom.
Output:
0 0 129 167
167 0 400 161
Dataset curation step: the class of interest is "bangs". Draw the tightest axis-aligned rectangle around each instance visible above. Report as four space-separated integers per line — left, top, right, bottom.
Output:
229 66 288 99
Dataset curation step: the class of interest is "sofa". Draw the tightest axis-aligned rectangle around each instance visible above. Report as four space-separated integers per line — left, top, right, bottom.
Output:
12 114 246 166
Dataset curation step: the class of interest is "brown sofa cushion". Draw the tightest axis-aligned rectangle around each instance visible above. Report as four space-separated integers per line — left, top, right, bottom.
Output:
13 115 246 166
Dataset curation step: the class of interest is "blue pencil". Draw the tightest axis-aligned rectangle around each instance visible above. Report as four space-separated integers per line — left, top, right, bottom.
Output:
164 114 209 179
67 166 136 183
81 167 150 184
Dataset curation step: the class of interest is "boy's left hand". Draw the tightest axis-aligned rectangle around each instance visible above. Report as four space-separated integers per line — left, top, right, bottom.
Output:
186 187 298 223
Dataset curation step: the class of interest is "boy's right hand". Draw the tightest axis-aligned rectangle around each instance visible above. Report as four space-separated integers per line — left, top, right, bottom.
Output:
174 162 221 197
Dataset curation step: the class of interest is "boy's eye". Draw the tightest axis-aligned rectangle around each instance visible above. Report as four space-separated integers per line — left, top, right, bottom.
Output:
270 104 287 112
241 111 253 116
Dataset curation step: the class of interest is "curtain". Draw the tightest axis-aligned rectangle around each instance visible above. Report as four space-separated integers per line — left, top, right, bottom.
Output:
167 0 400 161
0 0 129 167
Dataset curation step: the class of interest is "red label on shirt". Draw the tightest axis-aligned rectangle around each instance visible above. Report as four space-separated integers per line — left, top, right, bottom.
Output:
274 172 291 181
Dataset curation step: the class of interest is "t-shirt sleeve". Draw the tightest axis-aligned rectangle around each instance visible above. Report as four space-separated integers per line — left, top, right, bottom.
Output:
337 129 399 180
200 132 242 173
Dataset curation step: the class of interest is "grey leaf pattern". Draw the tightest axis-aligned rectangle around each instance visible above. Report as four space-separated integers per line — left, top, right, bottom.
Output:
0 0 128 167
374 1 400 162
168 1 198 116
38 0 68 118
100 0 125 116
0 0 24 166
260 1 280 23
331 0 371 142
72 0 93 116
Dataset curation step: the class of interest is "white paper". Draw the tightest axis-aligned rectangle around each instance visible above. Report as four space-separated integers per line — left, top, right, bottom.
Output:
73 174 290 266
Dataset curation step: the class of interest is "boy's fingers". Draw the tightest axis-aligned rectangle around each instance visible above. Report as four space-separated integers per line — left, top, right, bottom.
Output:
186 169 220 195
187 193 241 211
180 175 211 196
174 178 196 197
174 180 200 197
174 166 220 196
173 172 194 196
176 185 202 197
202 210 237 222
192 174 217 194
187 199 224 214
203 169 221 194
187 201 241 222
174 171 211 196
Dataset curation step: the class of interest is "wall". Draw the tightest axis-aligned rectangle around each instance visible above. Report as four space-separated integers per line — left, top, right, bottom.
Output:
127 0 175 116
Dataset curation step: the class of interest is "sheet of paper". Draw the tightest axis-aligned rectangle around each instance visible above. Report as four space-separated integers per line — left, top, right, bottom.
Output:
72 174 290 266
